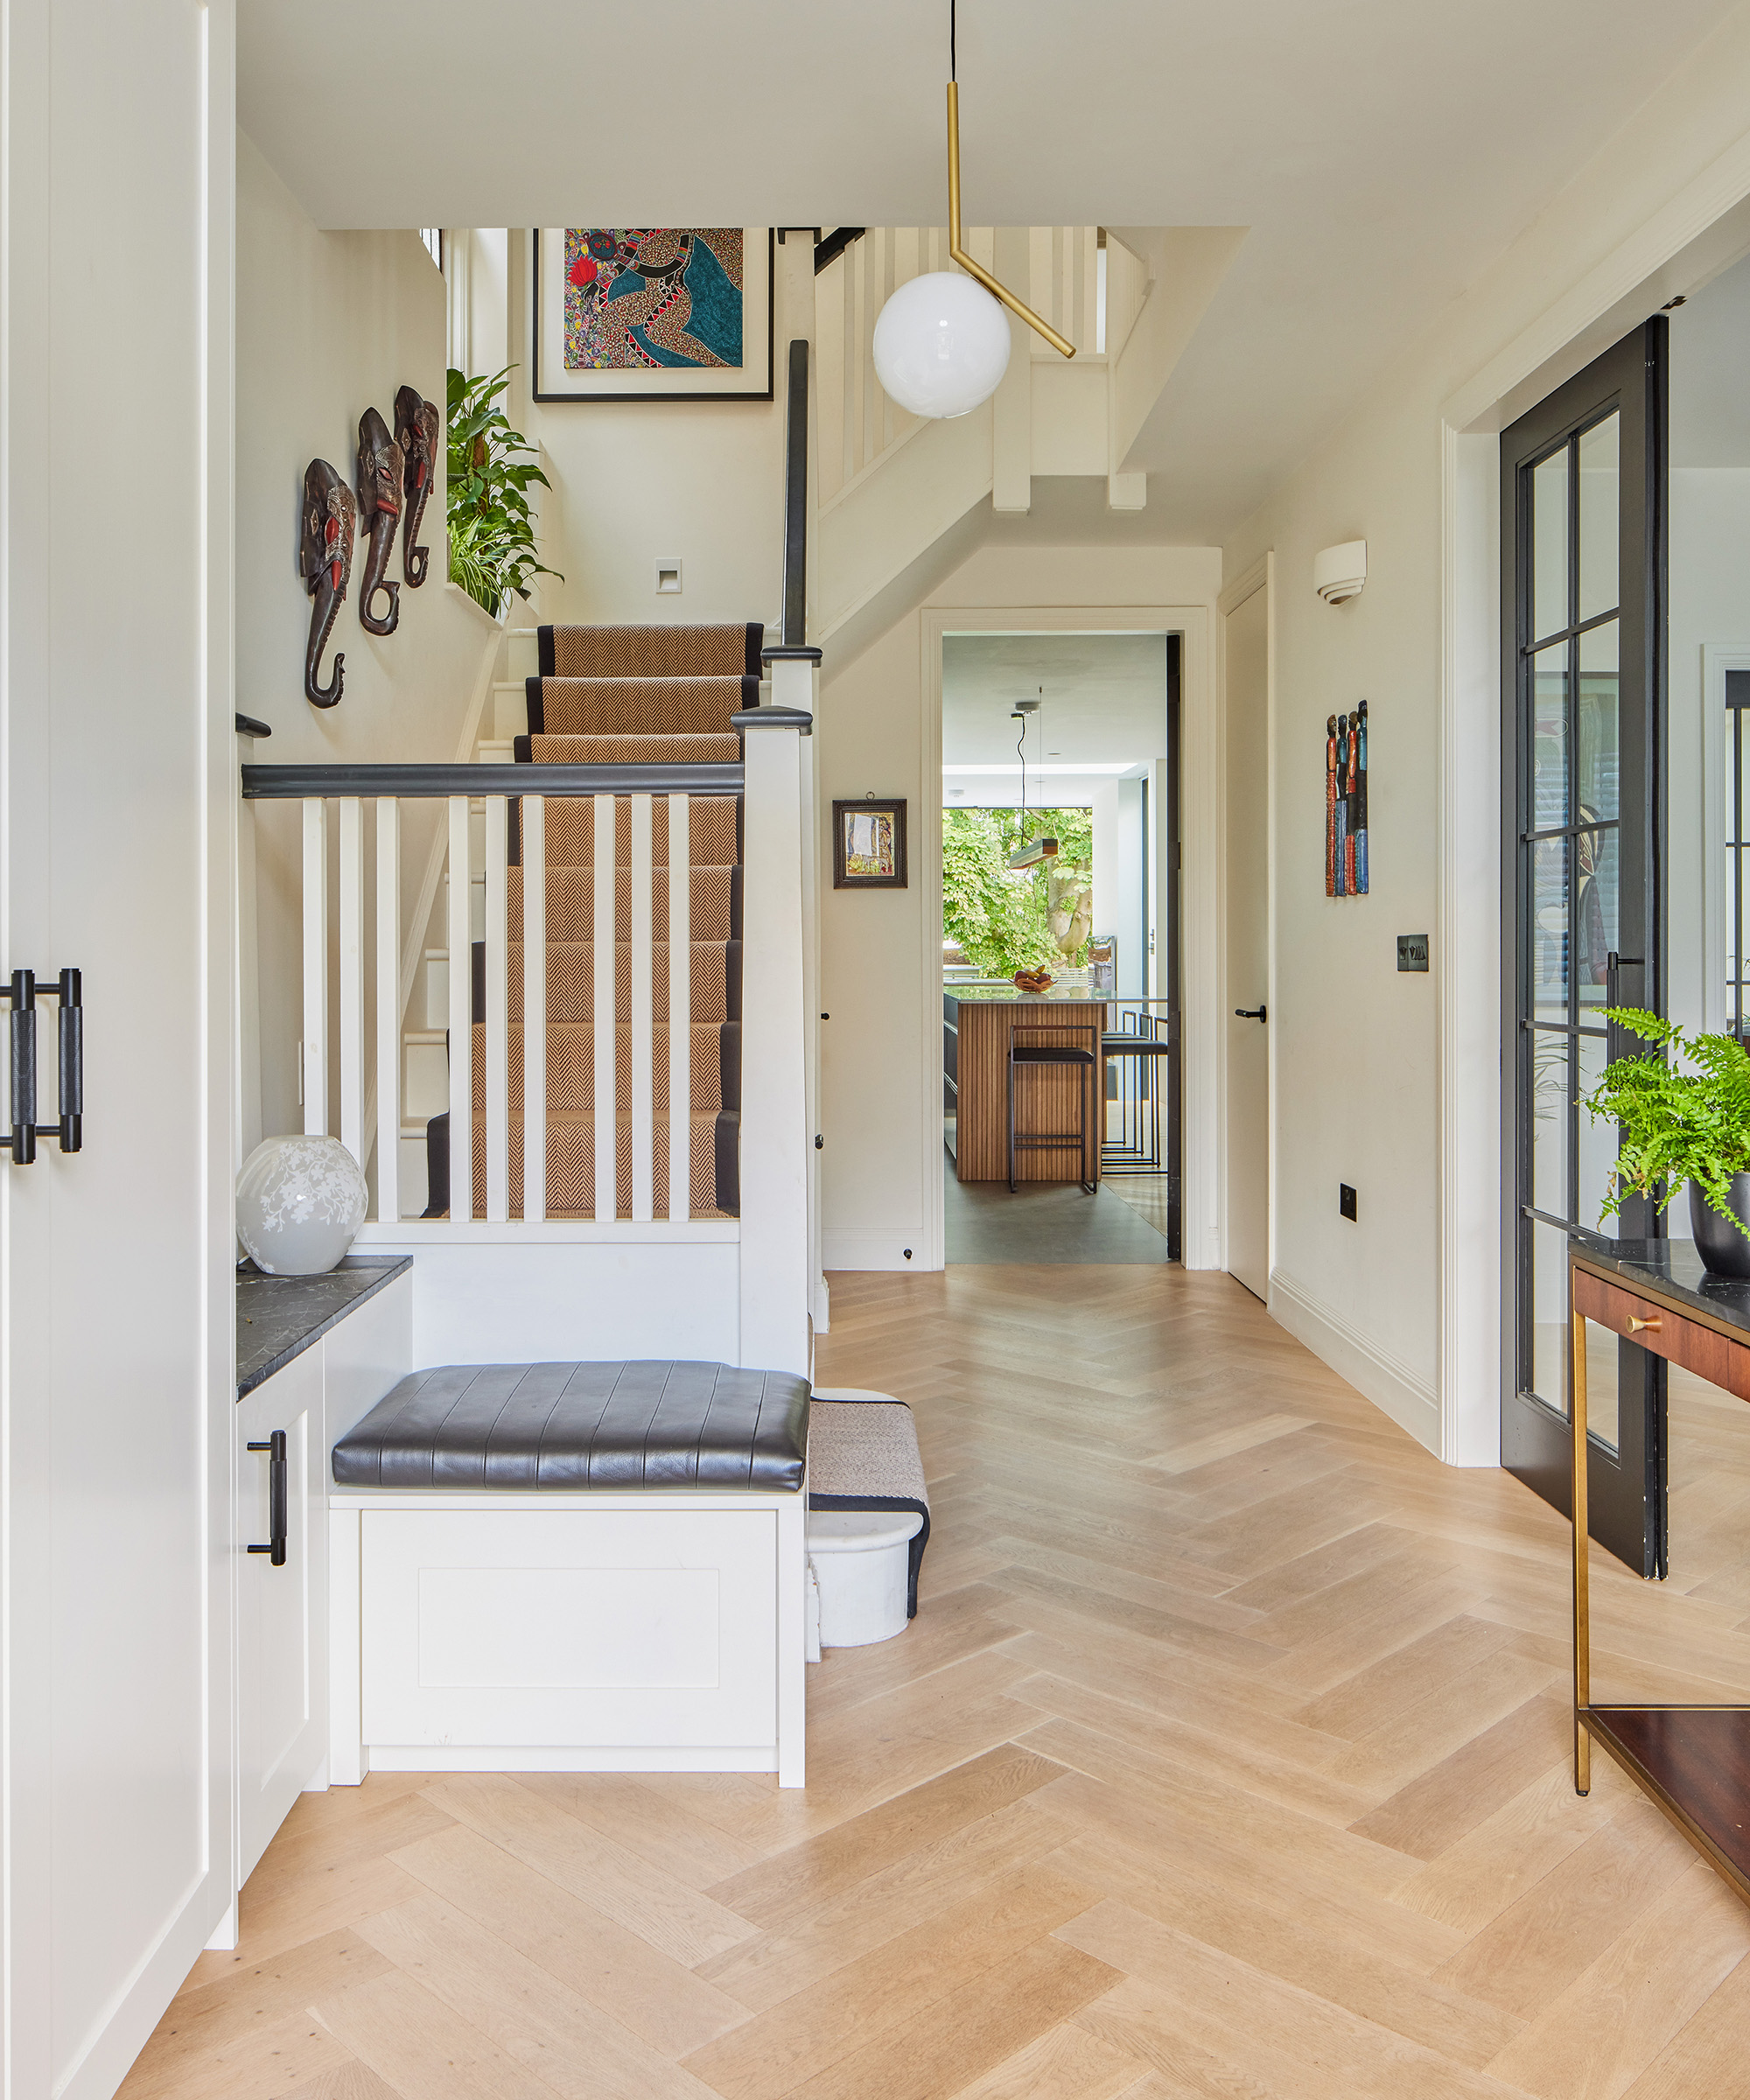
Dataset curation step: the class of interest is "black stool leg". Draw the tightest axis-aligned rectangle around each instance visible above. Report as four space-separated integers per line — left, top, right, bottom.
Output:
1007 1047 1017 1193
1081 1046 1096 1194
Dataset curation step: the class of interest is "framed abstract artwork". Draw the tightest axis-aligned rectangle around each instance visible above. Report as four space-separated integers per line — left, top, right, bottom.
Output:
532 228 774 402
1325 699 1369 895
832 799 907 889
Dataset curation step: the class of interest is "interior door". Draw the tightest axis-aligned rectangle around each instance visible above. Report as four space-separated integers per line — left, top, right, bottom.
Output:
1501 319 1667 1577
1224 574 1270 1298
3 2 236 2090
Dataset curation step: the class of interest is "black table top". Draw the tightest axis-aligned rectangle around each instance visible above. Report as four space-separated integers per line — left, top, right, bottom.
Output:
236 1256 412 1399
1570 1230 1750 1339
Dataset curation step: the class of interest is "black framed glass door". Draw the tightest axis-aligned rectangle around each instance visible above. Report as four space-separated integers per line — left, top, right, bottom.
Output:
1501 318 1668 1578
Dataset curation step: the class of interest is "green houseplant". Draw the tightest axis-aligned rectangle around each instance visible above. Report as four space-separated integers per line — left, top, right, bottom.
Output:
445 367 563 618
1581 1007 1750 1274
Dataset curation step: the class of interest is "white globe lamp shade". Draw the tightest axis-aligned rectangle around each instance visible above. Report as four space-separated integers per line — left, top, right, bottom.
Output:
872 270 1012 419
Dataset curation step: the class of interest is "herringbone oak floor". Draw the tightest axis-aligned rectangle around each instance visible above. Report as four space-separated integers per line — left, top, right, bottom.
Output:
124 1265 1750 2100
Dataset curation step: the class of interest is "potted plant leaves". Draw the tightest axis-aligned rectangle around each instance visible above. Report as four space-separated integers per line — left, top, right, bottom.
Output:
445 367 563 619
1581 1008 1750 1278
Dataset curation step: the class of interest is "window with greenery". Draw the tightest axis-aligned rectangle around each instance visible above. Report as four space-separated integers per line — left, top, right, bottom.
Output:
942 806 1093 976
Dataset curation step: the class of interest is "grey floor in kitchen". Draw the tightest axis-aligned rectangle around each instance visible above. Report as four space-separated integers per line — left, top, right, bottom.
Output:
944 1159 1176 1264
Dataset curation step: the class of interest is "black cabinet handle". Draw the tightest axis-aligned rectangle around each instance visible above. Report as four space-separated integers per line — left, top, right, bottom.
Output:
247 1432 288 1566
1235 1005 1267 1023
2 966 81 1162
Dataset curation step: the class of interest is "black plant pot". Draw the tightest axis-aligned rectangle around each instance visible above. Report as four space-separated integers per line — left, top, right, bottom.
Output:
1689 1175 1750 1279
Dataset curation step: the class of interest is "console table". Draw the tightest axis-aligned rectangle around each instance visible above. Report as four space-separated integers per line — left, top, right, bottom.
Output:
1569 1235 1750 1904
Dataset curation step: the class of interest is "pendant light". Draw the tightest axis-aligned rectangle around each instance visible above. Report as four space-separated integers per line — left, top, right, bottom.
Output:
872 2 1075 421
1006 695 1058 869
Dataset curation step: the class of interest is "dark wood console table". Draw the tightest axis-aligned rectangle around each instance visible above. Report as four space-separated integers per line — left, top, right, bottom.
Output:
1570 1234 1750 1903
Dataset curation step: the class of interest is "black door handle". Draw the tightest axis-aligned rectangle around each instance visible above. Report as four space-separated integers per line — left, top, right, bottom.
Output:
247 1431 288 1566
2 966 81 1162
1235 1005 1267 1023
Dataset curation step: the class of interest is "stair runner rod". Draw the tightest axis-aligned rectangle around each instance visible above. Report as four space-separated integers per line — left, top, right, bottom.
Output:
243 762 742 798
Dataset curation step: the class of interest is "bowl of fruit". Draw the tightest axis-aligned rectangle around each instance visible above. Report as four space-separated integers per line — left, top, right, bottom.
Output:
1012 967 1055 995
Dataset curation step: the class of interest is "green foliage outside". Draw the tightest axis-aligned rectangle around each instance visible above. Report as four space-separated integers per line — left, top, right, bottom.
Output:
942 806 1094 976
1582 1008 1750 1236
446 367 564 619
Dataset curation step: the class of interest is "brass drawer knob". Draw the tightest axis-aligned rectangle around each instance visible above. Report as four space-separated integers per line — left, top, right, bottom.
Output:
1623 1313 1661 1335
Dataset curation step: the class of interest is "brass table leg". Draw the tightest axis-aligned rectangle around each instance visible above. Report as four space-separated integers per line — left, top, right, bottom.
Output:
1572 1270 1591 1796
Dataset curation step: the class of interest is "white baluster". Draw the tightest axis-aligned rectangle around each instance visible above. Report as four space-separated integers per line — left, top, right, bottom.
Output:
593 792 615 1220
630 792 654 1222
339 797 364 1168
302 797 327 1138
668 793 691 1224
447 794 472 1222
522 792 547 1222
484 794 509 1223
374 797 400 1223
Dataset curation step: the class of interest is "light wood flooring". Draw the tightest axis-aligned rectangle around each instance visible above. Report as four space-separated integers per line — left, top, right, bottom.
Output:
125 1264 1750 2100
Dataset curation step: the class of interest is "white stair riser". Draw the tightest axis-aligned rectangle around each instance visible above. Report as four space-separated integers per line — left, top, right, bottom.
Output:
404 1040 449 1119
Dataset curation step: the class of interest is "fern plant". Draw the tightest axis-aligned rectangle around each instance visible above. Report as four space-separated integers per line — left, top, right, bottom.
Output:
1581 1008 1750 1237
445 367 563 618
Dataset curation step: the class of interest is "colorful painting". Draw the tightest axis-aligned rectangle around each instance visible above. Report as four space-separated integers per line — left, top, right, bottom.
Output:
564 229 745 371
534 228 774 402
832 799 908 889
1326 700 1368 896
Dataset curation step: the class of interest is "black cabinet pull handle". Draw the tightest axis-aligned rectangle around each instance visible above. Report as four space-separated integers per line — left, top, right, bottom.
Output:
2 966 81 1162
247 1432 288 1566
1235 1005 1267 1023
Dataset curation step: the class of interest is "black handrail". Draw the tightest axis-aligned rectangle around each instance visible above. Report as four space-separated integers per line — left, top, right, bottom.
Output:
814 228 865 274
241 761 744 799
781 338 808 648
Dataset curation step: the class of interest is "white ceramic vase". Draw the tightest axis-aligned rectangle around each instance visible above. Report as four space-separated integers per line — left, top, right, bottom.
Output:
237 1135 368 1276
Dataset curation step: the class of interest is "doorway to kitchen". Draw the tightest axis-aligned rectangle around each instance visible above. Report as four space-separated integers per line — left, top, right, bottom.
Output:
936 628 1180 1264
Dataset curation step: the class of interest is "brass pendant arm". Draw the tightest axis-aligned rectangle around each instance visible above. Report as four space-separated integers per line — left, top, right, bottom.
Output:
946 82 1076 360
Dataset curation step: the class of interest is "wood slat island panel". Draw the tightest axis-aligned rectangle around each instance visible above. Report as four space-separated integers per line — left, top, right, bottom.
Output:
945 990 1104 1185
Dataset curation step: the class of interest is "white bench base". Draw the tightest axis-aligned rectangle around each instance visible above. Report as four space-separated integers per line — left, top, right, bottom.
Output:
329 1487 807 1788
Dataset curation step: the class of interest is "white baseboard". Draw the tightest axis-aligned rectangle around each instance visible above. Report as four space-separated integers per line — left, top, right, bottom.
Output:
1269 1267 1440 1456
366 1746 779 1774
822 1229 928 1272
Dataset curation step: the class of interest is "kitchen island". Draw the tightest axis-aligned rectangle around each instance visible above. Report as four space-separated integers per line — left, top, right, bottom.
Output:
944 984 1107 1185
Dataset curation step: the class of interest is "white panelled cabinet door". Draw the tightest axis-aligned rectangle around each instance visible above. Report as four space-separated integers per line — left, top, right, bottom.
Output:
2 2 237 2094
236 1351 328 1886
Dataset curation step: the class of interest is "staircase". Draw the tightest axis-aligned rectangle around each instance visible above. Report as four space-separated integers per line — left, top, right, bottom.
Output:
427 620 765 1220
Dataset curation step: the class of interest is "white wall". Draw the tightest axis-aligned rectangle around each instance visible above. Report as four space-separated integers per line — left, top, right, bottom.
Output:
1670 468 1750 1040
236 131 502 1152
818 542 1220 1271
499 231 810 629
1221 4 1750 1460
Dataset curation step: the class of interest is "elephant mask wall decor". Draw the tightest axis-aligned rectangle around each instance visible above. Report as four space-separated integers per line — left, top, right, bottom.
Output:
354 406 404 637
394 386 441 587
298 458 356 708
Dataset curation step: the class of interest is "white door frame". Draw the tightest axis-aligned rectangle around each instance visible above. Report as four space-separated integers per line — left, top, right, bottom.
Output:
920 601 1219 1269
1438 164 1750 1465
1215 556 1275 1287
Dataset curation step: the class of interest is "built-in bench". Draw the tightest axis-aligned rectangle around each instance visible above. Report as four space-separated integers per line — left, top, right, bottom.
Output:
328 1360 810 1786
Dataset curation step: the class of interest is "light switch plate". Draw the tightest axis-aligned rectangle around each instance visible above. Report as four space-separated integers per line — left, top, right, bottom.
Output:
1397 934 1429 972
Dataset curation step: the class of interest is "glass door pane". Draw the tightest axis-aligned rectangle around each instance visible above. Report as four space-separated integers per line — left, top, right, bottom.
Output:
1502 323 1666 1578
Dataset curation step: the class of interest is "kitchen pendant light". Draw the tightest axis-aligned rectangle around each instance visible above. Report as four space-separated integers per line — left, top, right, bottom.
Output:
872 2 1075 421
1005 695 1058 869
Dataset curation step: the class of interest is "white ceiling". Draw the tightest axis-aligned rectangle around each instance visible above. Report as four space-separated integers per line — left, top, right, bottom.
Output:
1670 250 1750 468
239 0 1741 538
942 634 1166 766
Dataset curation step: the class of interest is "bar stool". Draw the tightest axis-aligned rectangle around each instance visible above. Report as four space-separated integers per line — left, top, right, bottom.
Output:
1099 1025 1171 1172
1008 1020 1098 1194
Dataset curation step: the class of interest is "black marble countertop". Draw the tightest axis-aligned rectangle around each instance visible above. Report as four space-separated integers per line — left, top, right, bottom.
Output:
237 1256 411 1399
1570 1229 1750 1338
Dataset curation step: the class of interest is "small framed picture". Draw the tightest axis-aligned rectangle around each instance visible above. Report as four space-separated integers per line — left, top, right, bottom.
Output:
832 798 907 889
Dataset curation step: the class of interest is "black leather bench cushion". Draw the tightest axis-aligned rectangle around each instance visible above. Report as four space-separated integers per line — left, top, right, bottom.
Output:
332 1361 809 1492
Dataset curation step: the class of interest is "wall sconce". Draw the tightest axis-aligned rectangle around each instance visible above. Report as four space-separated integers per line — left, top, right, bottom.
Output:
1314 540 1367 605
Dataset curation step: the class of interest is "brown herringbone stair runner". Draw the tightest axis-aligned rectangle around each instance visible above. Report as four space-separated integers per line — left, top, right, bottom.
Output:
430 621 761 1220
